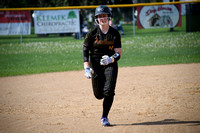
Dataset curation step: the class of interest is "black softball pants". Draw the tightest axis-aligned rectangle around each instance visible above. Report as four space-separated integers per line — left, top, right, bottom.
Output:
91 62 118 99
90 60 118 118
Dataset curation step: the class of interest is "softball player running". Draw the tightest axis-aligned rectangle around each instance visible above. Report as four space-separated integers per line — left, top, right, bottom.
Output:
83 5 122 126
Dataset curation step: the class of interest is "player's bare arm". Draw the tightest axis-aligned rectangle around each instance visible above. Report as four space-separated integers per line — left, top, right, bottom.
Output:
84 62 89 68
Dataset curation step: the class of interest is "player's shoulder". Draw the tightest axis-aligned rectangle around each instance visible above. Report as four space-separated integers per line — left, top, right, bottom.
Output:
109 26 120 35
87 26 98 35
109 26 117 31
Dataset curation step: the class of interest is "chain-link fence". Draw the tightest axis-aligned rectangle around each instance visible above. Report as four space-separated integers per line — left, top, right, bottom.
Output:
0 1 199 39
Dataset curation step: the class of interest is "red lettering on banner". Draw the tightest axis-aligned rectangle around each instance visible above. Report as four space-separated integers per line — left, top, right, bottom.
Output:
0 11 30 23
145 6 172 16
158 6 172 11
146 9 157 16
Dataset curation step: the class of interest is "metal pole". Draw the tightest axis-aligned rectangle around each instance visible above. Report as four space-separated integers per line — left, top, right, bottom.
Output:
79 32 81 39
132 7 135 36
21 34 22 44
20 23 23 44
79 10 81 39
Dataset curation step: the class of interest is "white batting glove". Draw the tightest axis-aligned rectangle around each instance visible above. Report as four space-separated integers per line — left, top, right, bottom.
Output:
84 66 91 79
100 55 114 66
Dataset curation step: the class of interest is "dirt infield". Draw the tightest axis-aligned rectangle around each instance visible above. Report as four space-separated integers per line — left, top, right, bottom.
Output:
0 63 200 133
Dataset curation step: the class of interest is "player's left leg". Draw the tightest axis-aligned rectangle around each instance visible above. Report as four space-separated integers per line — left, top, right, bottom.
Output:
101 63 118 126
102 95 114 118
103 62 118 97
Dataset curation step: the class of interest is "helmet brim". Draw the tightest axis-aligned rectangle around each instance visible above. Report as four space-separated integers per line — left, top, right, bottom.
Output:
95 12 111 17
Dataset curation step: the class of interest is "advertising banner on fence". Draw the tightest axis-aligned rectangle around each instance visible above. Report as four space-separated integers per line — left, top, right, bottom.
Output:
137 5 181 29
33 10 80 34
0 11 31 35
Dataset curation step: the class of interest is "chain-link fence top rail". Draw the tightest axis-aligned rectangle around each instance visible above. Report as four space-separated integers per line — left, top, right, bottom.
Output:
0 1 199 10
0 1 199 36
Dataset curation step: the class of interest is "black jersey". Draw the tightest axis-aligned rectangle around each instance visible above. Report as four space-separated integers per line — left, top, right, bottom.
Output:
83 26 121 62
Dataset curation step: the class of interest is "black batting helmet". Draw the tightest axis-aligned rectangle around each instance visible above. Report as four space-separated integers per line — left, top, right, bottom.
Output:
95 5 112 18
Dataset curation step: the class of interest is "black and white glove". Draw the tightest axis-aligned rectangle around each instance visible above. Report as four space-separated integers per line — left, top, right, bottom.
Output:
84 66 92 79
100 55 114 66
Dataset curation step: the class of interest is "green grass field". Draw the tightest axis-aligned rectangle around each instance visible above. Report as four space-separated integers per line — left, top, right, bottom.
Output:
0 16 200 77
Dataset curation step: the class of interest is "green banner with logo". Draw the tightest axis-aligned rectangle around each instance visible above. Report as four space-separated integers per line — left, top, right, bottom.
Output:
33 10 80 34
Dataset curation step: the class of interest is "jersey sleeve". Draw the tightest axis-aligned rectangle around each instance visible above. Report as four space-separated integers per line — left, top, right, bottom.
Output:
83 32 91 47
83 32 92 62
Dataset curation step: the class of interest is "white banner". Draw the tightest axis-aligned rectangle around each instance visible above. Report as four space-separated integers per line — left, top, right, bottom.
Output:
0 11 31 35
137 5 181 29
34 10 80 34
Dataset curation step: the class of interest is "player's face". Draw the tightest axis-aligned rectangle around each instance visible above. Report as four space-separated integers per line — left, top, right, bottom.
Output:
97 14 109 25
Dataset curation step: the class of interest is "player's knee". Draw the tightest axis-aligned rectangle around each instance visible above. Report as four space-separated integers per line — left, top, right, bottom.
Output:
93 92 104 100
95 95 104 100
104 91 115 97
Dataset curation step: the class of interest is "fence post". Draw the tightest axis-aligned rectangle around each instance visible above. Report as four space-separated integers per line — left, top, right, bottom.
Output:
132 7 135 37
20 23 23 44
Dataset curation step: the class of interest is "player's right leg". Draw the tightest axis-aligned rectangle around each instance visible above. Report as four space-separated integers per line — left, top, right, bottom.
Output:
90 58 105 99
91 70 104 99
